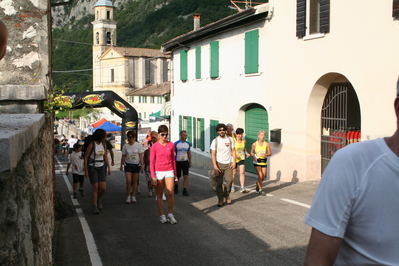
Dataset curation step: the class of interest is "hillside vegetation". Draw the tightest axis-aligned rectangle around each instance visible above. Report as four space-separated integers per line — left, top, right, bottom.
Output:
52 0 239 92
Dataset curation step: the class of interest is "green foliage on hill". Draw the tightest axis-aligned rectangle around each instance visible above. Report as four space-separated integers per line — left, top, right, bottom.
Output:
51 0 247 92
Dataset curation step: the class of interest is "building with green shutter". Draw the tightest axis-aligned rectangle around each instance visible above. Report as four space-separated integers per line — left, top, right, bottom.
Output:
162 1 399 182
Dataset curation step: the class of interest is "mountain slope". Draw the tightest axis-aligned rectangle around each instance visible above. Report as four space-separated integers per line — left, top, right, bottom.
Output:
51 0 238 92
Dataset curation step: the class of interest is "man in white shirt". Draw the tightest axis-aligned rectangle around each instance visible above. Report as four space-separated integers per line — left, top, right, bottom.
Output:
304 78 399 265
210 123 236 207
67 134 78 158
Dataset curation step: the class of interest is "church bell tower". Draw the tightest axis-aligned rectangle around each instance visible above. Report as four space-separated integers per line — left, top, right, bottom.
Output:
92 0 117 91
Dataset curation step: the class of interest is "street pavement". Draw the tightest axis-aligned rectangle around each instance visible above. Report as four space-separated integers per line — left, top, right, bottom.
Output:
53 149 319 266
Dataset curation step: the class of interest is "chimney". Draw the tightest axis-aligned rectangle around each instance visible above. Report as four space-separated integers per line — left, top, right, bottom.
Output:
193 13 201 30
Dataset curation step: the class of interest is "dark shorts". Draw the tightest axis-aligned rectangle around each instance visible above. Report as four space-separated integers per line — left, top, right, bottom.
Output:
61 146 68 151
69 147 74 154
236 160 245 167
253 163 267 168
176 161 189 178
88 166 106 184
124 163 140 173
72 173 84 184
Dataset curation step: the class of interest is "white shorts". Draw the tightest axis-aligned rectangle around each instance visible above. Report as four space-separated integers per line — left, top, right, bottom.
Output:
155 170 175 180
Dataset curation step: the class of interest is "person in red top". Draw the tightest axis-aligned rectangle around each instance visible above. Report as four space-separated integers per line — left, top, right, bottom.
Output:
150 125 178 224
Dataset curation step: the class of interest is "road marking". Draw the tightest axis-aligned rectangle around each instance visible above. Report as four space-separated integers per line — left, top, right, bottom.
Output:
281 198 311 209
76 208 103 266
190 171 310 208
55 157 103 266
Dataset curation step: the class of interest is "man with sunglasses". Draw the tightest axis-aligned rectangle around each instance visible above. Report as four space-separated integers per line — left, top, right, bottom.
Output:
210 123 236 207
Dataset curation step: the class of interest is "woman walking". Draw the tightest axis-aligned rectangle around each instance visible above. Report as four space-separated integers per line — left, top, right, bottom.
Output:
120 130 144 203
150 125 177 224
84 129 111 214
232 128 250 193
250 130 272 196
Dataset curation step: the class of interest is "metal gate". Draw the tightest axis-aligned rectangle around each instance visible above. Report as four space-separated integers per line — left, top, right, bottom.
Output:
321 83 349 172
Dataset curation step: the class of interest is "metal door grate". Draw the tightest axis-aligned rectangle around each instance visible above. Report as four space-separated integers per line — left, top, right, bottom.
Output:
321 83 348 172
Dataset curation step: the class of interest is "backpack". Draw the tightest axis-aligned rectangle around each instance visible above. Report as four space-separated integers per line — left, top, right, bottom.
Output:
82 135 94 157
83 135 107 171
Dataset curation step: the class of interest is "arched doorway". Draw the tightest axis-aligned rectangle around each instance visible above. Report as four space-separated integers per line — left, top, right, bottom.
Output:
321 82 361 172
245 104 269 174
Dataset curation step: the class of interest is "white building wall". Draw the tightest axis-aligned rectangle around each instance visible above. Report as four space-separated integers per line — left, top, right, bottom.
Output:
169 1 399 182
264 0 399 180
171 20 268 151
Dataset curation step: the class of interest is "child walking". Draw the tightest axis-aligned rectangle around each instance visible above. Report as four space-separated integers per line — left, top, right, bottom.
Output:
66 143 85 198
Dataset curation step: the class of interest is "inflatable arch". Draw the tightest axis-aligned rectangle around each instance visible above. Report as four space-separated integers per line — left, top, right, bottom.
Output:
56 90 138 148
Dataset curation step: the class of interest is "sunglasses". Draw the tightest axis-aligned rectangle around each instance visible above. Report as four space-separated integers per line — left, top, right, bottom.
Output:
160 133 168 137
218 129 226 132
128 136 134 138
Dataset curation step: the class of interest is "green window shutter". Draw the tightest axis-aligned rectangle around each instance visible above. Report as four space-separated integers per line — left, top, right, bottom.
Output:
196 47 201 79
193 117 197 148
180 50 188 81
210 41 219 78
179 116 183 132
210 119 219 142
245 29 259 74
187 116 192 144
200 118 205 151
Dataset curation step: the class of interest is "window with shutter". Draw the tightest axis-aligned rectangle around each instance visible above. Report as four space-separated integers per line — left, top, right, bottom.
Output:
196 46 201 79
180 50 188 81
210 119 219 142
193 117 197 148
393 0 399 18
186 116 192 144
199 118 205 151
296 0 306 38
297 0 330 38
179 115 182 134
245 29 259 74
319 0 330 33
210 41 219 78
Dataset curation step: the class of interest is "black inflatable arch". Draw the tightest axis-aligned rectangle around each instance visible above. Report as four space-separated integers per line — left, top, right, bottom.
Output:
57 90 138 148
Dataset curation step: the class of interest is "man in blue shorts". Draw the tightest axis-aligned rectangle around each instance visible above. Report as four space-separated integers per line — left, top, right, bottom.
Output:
174 130 191 196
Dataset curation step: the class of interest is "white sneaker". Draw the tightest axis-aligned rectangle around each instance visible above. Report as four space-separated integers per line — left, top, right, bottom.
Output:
240 187 246 193
160 215 167 224
132 196 137 203
148 190 153 197
231 186 235 193
126 196 131 204
168 214 177 224
162 193 166 201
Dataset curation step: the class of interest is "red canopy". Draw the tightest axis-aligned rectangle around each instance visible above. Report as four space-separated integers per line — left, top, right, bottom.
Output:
91 118 107 128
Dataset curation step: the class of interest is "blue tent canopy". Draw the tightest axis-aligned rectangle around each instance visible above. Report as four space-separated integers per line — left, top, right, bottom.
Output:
94 121 121 133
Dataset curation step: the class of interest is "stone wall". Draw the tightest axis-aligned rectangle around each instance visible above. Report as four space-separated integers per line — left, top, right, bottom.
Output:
0 114 54 265
0 0 54 265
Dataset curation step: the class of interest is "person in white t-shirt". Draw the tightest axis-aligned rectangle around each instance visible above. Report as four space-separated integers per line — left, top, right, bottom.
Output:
120 130 144 204
67 134 78 157
304 78 399 265
210 123 236 207
66 143 85 198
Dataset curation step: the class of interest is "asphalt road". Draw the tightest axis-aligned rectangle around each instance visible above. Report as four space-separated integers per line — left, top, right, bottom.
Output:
53 149 319 266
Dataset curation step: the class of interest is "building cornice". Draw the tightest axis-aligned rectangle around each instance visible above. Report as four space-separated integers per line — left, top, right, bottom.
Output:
162 5 269 52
